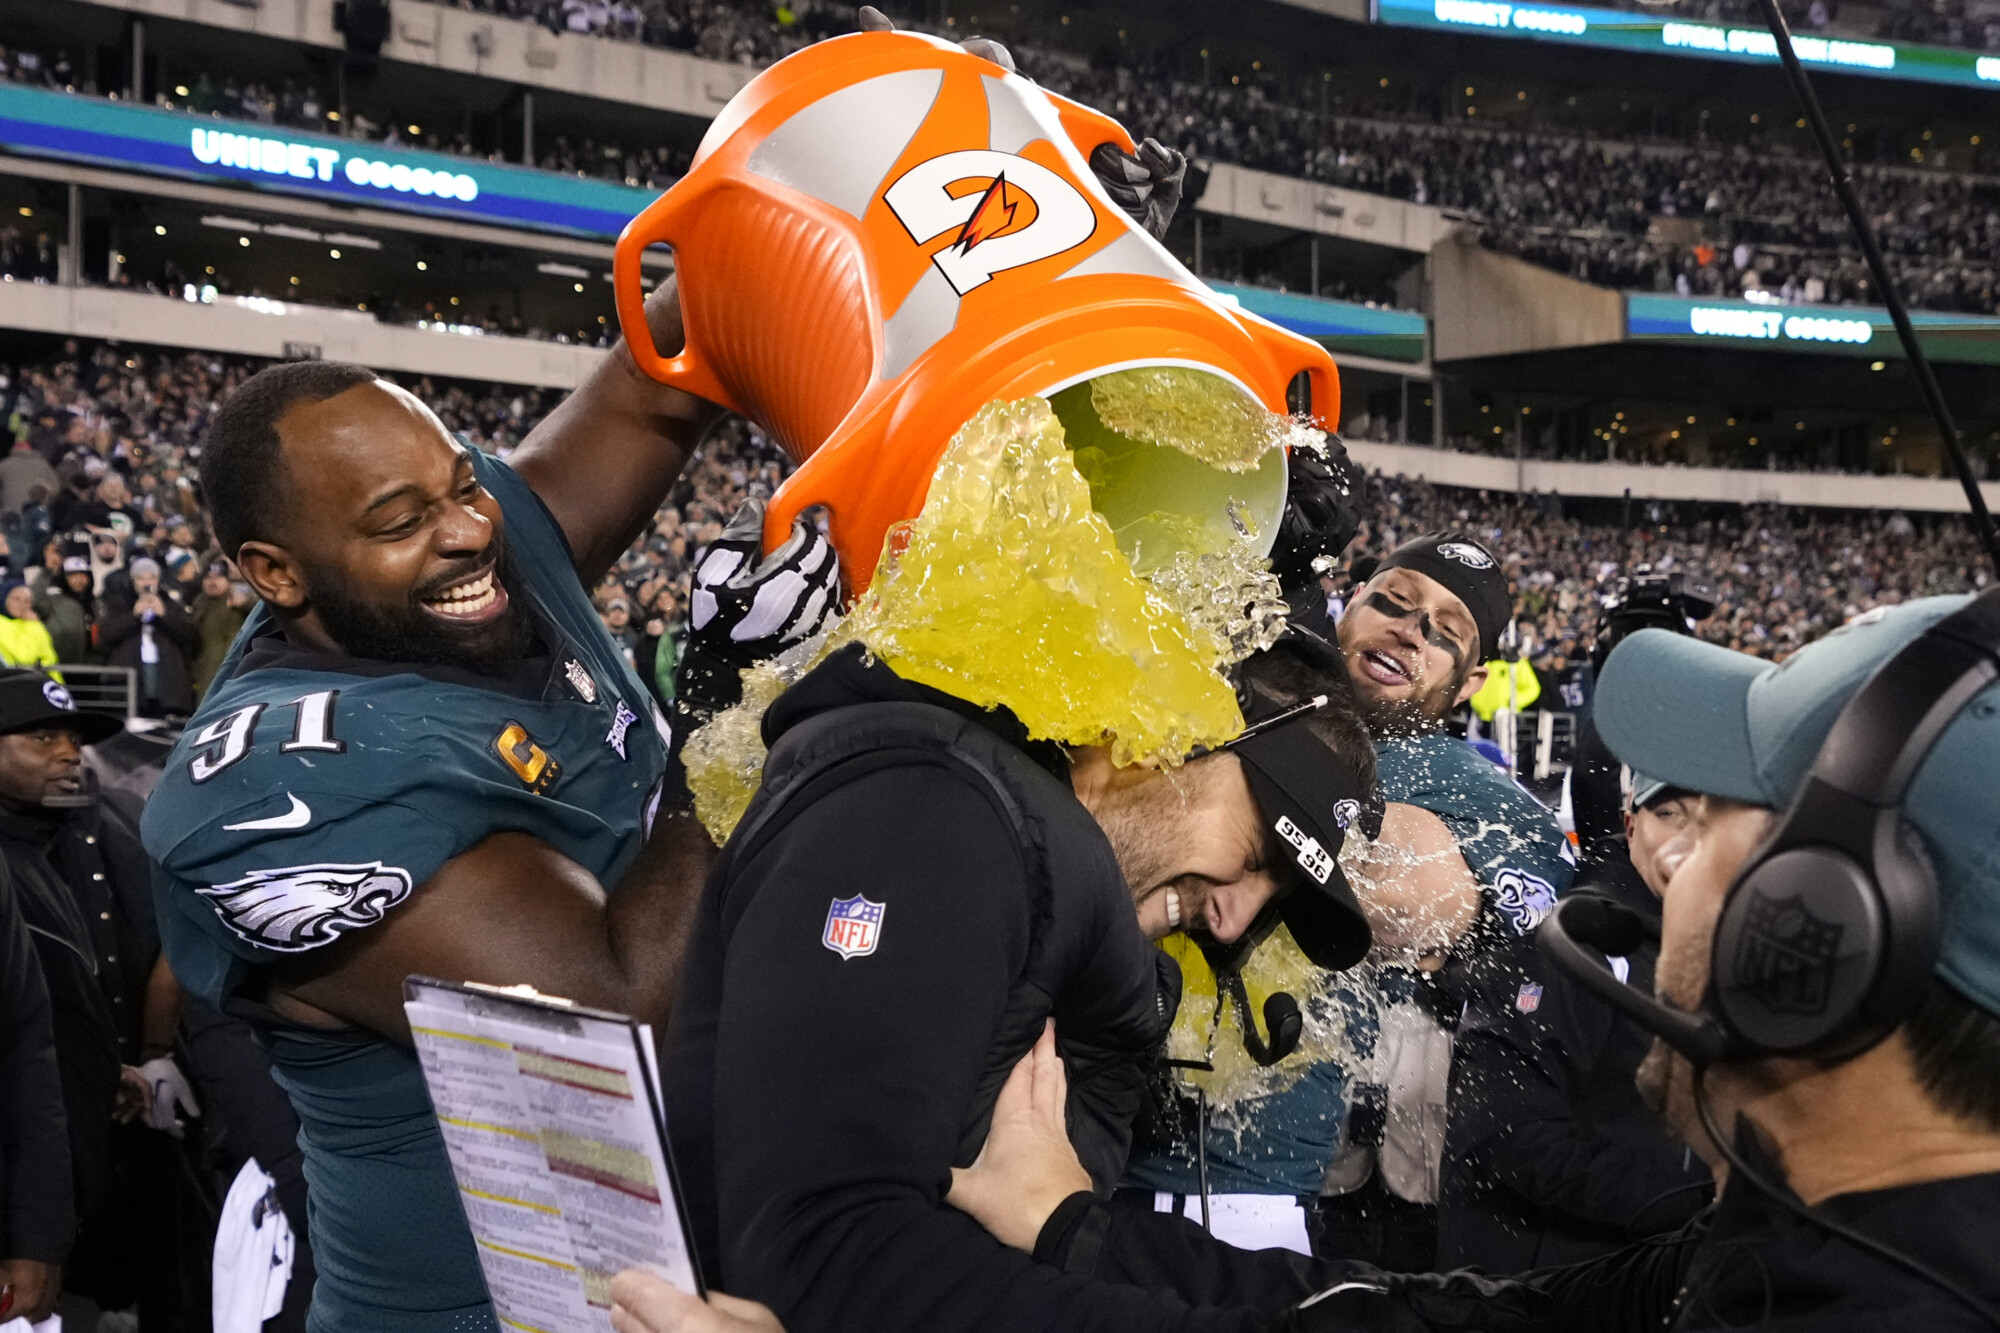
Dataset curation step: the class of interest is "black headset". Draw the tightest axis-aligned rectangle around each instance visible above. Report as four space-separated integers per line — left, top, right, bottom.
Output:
1540 586 2000 1065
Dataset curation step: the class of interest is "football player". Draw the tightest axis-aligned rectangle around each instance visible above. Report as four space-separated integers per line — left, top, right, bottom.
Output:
141 283 837 1333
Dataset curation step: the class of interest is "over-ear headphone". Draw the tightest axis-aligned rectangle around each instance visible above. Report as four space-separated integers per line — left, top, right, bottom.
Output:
1541 587 2000 1065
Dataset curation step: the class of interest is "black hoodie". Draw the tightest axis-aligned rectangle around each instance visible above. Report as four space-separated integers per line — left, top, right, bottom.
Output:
663 645 1304 1333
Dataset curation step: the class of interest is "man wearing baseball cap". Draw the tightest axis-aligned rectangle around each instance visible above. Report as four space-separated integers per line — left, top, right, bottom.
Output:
1118 627 1382 1254
0 669 199 1324
1309 532 1575 1267
1562 595 2000 1327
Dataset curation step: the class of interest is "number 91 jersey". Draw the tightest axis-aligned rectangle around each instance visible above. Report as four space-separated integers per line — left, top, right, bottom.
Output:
141 450 671 1011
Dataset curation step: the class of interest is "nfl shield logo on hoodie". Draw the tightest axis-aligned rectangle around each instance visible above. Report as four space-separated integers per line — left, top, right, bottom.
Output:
1516 982 1544 1014
823 895 885 960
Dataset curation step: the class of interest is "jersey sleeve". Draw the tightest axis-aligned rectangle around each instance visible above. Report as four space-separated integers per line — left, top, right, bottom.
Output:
1378 736 1577 937
143 734 466 971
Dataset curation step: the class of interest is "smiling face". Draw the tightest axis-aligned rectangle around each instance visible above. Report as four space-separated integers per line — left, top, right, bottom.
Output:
1072 748 1287 947
239 380 530 672
4 587 32 619
1336 567 1487 730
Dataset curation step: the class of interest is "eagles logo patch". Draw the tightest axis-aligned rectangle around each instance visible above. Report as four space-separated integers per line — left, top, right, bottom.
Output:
198 861 414 952
1491 866 1557 935
1436 541 1496 570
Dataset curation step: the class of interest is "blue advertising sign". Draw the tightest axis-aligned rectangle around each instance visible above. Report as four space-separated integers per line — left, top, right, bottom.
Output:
1376 0 2000 92
1625 293 2000 365
0 84 657 240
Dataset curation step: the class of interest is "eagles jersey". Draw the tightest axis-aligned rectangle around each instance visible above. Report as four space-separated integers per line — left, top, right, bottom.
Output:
1374 733 1575 934
141 449 669 1333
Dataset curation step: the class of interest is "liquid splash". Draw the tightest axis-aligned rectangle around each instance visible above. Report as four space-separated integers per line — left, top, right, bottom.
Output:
1158 926 1365 1111
683 392 1290 843
1087 366 1317 473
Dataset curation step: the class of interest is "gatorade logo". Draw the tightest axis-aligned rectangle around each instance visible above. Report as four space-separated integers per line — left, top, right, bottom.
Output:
884 149 1097 296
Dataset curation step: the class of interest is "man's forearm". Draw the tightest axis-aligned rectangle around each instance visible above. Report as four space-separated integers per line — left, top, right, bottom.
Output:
602 808 716 1028
510 279 726 585
278 818 719 1040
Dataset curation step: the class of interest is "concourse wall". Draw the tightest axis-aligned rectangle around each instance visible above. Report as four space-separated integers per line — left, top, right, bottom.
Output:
1346 439 2000 514
0 281 607 388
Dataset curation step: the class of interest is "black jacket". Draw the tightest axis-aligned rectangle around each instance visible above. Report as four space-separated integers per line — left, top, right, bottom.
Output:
0 787 158 1220
0 861 75 1264
1439 863 1711 1270
663 646 1298 1333
97 589 198 714
1037 1129 2000 1333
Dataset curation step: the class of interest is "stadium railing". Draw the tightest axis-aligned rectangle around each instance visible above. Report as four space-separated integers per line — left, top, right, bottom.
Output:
56 665 139 719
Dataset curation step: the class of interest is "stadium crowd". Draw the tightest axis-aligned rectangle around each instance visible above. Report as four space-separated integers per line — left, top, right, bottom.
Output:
1350 469 1989 677
0 343 794 710
0 341 1985 712
9 0 2000 317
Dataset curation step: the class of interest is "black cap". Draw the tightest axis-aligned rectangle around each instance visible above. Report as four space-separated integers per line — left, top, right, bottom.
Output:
0 670 124 744
1372 530 1511 660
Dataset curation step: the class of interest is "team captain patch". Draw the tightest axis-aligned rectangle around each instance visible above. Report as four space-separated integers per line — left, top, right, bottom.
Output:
823 894 885 960
198 861 415 952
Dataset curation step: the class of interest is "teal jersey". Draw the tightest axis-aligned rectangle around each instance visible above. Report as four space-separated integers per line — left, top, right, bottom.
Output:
1374 733 1576 933
1125 734 1574 1200
141 449 669 1333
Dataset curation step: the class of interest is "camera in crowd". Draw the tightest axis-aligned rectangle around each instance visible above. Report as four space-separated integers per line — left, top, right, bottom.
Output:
1589 568 1717 671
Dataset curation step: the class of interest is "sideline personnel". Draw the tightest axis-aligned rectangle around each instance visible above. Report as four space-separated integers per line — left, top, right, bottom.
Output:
662 631 1379 1332
141 294 837 1333
1127 534 1572 1265
963 594 2000 1332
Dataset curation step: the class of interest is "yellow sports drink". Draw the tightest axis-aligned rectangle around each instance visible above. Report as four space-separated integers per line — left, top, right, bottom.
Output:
613 28 1339 588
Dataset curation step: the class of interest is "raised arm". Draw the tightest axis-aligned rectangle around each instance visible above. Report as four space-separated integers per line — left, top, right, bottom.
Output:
270 809 716 1040
508 279 726 586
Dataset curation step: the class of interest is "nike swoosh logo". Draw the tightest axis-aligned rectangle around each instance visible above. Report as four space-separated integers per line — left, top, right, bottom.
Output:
223 793 313 832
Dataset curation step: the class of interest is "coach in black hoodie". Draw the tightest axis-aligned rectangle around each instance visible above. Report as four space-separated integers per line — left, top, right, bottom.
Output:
662 632 1380 1333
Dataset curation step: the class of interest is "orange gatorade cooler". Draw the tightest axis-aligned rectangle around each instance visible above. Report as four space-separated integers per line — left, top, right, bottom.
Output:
614 28 1339 589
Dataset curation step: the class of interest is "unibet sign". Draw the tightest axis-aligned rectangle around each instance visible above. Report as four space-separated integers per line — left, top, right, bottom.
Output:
1687 306 1872 345
190 129 479 202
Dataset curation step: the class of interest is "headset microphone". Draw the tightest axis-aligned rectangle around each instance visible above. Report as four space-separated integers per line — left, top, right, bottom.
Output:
1537 894 1742 1065
1538 587 2000 1066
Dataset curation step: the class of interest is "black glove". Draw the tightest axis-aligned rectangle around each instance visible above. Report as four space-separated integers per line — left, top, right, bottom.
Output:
1268 436 1365 594
673 498 839 721
1089 138 1187 241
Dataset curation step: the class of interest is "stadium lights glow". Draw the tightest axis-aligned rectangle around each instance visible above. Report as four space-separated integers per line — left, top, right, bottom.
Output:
264 224 323 242
154 225 166 235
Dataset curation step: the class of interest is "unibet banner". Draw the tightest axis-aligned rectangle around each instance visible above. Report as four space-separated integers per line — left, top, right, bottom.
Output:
1625 294 2000 366
0 83 656 240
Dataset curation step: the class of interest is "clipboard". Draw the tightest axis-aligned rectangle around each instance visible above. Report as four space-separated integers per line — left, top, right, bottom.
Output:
403 975 703 1332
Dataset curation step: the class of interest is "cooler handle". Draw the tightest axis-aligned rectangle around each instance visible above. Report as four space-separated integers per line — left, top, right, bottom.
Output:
612 188 733 410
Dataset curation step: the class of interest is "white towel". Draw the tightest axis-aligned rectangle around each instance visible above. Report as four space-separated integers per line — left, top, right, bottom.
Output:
212 1157 296 1333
